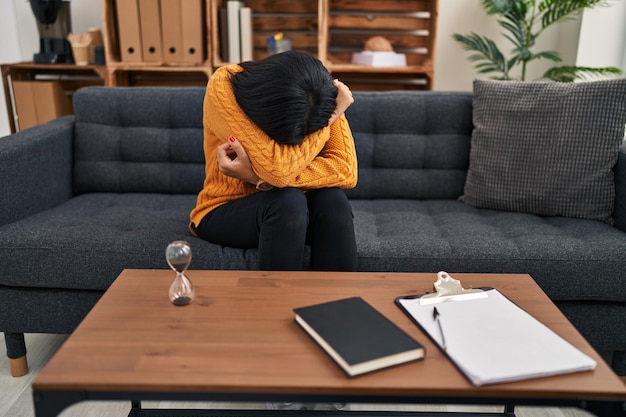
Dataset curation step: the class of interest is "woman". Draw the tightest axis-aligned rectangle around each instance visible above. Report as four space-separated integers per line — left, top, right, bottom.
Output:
189 50 358 271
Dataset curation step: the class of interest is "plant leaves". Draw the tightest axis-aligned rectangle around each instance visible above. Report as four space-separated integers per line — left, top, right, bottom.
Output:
452 33 509 78
481 0 517 15
542 65 623 82
532 51 562 62
539 0 605 28
499 20 526 49
456 0 621 83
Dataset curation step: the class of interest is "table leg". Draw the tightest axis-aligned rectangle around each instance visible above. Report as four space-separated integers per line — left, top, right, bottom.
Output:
33 391 86 417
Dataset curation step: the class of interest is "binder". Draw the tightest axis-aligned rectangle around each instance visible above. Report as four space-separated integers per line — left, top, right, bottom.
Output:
226 0 243 63
160 0 183 64
32 82 73 126
218 6 229 62
239 6 253 62
395 271 597 386
138 0 163 63
116 0 143 62
180 0 204 64
12 82 38 130
12 81 72 131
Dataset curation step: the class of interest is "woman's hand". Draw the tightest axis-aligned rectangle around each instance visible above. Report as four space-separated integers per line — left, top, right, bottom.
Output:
216 136 260 184
328 79 354 125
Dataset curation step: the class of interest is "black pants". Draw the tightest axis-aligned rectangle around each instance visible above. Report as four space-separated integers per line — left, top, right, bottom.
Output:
195 187 357 271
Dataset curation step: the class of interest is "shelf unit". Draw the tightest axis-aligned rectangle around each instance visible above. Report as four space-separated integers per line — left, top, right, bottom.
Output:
1 62 106 134
322 0 437 90
211 0 320 67
107 66 213 87
211 0 438 90
3 0 438 132
101 0 213 87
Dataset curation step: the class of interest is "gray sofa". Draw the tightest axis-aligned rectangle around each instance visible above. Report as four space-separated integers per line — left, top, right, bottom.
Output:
1 86 625 377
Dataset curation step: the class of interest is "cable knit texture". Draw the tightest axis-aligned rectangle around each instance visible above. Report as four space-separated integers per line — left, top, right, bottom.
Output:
189 64 358 233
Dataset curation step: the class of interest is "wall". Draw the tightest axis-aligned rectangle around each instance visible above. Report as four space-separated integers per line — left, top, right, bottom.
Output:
435 0 588 89
1 0 625 137
577 0 626 70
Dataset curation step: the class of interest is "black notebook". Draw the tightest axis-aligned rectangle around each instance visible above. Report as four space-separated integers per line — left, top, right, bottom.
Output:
294 296 424 377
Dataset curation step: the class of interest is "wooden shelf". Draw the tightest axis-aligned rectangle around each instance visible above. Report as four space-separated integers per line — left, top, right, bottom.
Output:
3 0 438 131
211 0 320 67
321 0 437 89
1 62 106 134
108 66 212 87
327 63 432 74
211 0 438 90
102 0 213 86
1 62 108 80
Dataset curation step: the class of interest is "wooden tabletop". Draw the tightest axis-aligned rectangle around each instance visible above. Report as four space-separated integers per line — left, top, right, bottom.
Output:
33 270 626 403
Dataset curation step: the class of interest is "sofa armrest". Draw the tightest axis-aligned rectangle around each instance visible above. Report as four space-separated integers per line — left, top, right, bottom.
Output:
614 142 626 232
0 116 75 227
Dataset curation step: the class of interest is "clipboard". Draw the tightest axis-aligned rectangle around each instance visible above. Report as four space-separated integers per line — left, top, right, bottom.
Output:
395 271 597 386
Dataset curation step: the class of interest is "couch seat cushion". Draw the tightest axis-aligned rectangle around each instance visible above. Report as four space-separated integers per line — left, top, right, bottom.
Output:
0 194 258 291
351 199 626 302
2 194 625 303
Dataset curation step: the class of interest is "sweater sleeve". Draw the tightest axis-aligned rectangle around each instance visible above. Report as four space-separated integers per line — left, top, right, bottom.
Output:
282 114 358 190
206 65 328 188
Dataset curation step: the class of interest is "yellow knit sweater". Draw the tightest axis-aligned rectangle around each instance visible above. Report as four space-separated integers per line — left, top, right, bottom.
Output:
189 64 358 234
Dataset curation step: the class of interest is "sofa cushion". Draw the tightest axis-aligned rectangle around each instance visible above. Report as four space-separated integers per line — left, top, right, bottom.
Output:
0 194 265 291
73 87 206 195
350 199 626 302
461 78 626 224
344 91 473 200
4 87 626 302
2 195 626 302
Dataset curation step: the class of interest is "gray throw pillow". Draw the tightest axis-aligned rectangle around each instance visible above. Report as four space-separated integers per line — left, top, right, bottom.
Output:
461 78 626 224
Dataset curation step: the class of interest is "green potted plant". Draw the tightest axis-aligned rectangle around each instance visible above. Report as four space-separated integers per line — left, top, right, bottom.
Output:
453 0 623 81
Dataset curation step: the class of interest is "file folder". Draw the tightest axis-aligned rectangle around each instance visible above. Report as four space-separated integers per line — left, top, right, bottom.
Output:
226 0 243 63
160 0 183 64
138 0 164 63
181 0 204 64
116 0 143 62
12 82 38 130
396 271 597 386
239 6 253 62
12 81 73 131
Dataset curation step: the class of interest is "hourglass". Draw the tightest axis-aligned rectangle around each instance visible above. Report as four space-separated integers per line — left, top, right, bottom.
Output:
165 240 195 306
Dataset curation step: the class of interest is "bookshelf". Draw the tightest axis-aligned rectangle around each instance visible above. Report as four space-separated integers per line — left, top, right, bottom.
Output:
211 0 438 90
322 0 437 90
1 62 106 134
101 0 213 87
4 0 438 131
211 0 320 67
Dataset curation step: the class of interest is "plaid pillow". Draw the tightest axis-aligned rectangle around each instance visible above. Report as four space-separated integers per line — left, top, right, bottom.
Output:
461 78 626 224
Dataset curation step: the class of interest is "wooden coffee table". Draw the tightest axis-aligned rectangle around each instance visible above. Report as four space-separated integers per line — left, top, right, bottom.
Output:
32 270 626 417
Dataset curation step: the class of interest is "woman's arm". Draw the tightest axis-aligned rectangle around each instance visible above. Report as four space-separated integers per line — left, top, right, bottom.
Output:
245 78 357 188
205 65 327 187
328 79 354 126
216 137 260 185
280 115 358 189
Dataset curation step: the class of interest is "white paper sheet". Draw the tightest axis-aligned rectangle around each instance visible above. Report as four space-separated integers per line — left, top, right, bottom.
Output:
398 289 597 386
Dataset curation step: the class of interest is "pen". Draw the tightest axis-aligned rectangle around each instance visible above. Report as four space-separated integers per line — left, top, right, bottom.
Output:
433 306 447 351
